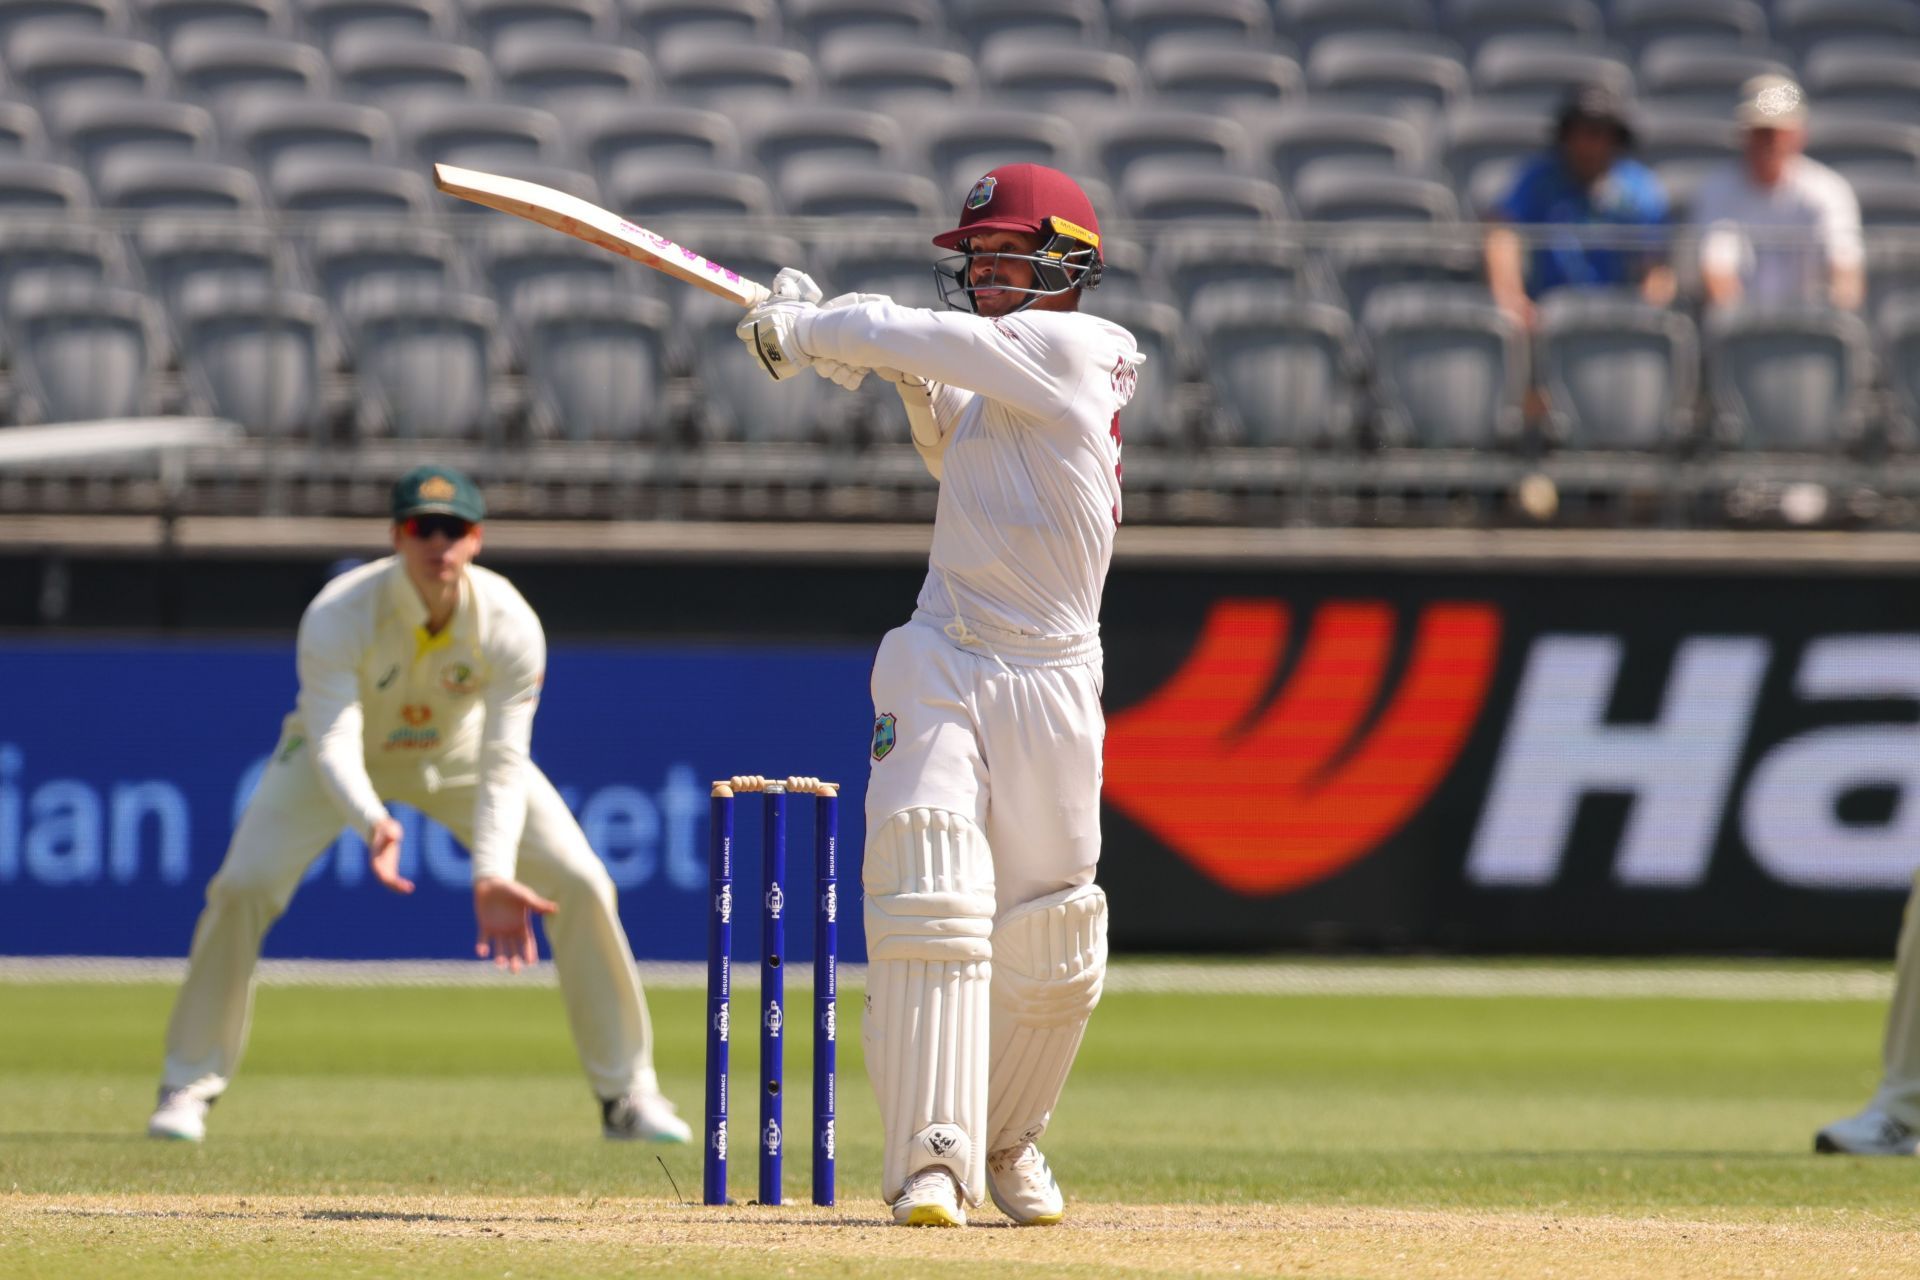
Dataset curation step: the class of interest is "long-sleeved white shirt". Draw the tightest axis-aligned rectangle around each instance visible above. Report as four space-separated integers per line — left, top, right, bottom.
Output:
797 302 1142 648
289 556 545 881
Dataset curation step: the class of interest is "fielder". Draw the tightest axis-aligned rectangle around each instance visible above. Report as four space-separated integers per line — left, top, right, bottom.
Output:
736 163 1142 1226
147 466 690 1146
1817 876 1920 1155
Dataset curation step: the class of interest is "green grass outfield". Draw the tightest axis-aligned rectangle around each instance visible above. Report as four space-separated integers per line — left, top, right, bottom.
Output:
3 962 1919 1278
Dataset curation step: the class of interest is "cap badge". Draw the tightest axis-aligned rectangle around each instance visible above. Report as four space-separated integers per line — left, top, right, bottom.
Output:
419 476 456 501
965 175 996 209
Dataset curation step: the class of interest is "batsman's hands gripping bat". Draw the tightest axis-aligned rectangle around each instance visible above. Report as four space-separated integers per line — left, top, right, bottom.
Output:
473 876 558 973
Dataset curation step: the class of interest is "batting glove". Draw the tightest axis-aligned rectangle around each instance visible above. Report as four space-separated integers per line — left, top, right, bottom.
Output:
736 296 815 381
772 266 823 304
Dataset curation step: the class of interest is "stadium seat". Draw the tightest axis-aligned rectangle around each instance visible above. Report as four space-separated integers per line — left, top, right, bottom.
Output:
578 101 738 178
979 37 1139 102
816 33 973 102
394 98 564 168
1362 284 1528 448
784 0 938 44
297 0 457 46
739 103 902 183
97 154 261 209
138 0 291 41
1802 41 1920 122
51 96 213 176
1306 34 1472 113
690 310 838 442
461 0 616 49
654 34 813 98
603 157 775 217
1853 172 1920 227
137 217 298 325
1156 230 1316 311
1245 102 1428 186
176 278 332 435
492 33 652 106
1121 164 1287 222
1279 0 1436 53
349 286 504 439
779 158 941 218
1878 293 1920 445
270 154 432 212
1075 293 1185 446
0 223 126 316
7 29 170 101
1473 35 1634 110
1293 166 1459 222
0 157 91 209
1612 0 1769 56
513 279 672 442
1774 0 1920 59
331 31 491 100
1703 305 1871 449
169 30 330 98
1636 110 1740 170
916 107 1082 195
472 217 646 318
1865 240 1920 327
1534 291 1698 450
1143 38 1300 107
1328 234 1480 316
0 0 127 44
949 0 1104 48
1436 102 1550 211
1444 0 1602 59
1637 38 1793 113
662 225 803 314
225 96 395 172
813 230 940 306
8 282 163 423
1091 109 1253 189
1191 286 1359 447
1112 0 1271 48
308 220 461 320
0 100 46 156
1804 116 1920 176
620 0 777 43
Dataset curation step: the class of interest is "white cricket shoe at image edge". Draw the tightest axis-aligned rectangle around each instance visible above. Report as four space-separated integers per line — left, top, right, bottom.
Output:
147 1086 210 1142
1814 1109 1920 1155
987 1142 1066 1225
600 1092 693 1144
893 1166 967 1227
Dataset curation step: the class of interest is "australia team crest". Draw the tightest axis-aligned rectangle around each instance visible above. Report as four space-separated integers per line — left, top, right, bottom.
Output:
871 711 897 761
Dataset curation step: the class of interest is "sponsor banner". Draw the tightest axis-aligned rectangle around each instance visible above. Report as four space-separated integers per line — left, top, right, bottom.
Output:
0 639 873 962
1098 566 1920 955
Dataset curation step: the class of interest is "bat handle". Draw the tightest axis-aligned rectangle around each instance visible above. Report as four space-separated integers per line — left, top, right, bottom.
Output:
741 282 772 308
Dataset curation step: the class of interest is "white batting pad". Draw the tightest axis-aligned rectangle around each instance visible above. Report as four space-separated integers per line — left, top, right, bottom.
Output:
987 882 1109 1154
862 807 996 1205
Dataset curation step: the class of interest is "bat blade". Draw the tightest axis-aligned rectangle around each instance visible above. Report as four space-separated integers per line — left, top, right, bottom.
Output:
433 163 770 307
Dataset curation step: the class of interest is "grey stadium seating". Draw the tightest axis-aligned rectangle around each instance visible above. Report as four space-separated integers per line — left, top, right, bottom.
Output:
330 30 490 100
1305 34 1471 114
1473 35 1634 110
1156 230 1316 311
7 29 170 101
948 0 1105 49
169 30 330 99
1444 0 1602 60
1878 294 1920 446
1703 306 1873 450
815 33 974 102
491 32 652 105
0 100 47 156
1774 0 1920 59
8 282 165 423
394 96 565 168
475 217 639 317
225 96 396 173
460 0 618 51
916 106 1082 194
513 280 673 443
0 0 126 44
1637 39 1795 114
979 36 1138 101
577 101 740 177
1112 0 1271 49
298 0 458 47
1802 42 1920 122
137 0 293 43
138 218 297 326
270 154 433 213
0 222 126 316
1143 39 1300 108
176 279 333 435
1362 284 1528 448
784 0 941 45
653 34 813 98
52 95 213 175
1612 0 1769 57
1437 102 1551 211
1092 108 1253 189
97 154 261 210
603 157 775 217
0 157 91 209
739 102 903 182
1245 102 1428 187
1534 291 1699 451
1120 164 1287 222
779 158 942 218
1292 167 1459 223
1192 288 1360 448
1279 0 1436 54
308 220 462 320
349 285 504 439
620 0 778 44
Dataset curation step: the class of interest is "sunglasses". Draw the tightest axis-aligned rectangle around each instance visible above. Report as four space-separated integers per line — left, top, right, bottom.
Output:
402 514 474 541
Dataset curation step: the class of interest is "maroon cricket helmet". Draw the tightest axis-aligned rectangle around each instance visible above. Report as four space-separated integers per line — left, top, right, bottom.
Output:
933 163 1102 252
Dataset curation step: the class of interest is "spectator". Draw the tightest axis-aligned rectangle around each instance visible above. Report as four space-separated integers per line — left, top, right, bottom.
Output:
1485 84 1674 330
1692 75 1864 312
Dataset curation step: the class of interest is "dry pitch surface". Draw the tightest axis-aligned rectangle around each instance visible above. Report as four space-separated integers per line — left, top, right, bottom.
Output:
9 1195 1919 1280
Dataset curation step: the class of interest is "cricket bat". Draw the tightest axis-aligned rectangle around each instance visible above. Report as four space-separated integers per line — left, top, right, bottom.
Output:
432 163 771 308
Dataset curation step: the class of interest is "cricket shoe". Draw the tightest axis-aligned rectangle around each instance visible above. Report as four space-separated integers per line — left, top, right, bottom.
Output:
987 1142 1065 1225
601 1091 693 1144
892 1166 966 1227
147 1086 211 1142
1814 1108 1919 1156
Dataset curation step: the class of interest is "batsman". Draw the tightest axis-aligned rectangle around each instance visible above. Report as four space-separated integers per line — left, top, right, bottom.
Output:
147 466 689 1147
736 164 1143 1226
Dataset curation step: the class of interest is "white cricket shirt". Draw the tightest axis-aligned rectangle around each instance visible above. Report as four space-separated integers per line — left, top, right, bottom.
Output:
1692 155 1863 306
798 302 1143 657
289 556 546 881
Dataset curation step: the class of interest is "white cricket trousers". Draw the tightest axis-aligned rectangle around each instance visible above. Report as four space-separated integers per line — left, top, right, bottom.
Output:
1873 868 1920 1124
160 740 660 1101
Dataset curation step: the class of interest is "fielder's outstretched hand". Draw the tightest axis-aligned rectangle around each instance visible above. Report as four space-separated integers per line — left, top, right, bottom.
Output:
473 876 558 972
368 817 415 894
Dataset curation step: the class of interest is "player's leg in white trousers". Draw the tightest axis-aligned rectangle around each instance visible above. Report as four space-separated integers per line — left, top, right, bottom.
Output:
1817 868 1920 1155
417 769 684 1140
150 735 345 1140
863 620 1108 1224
